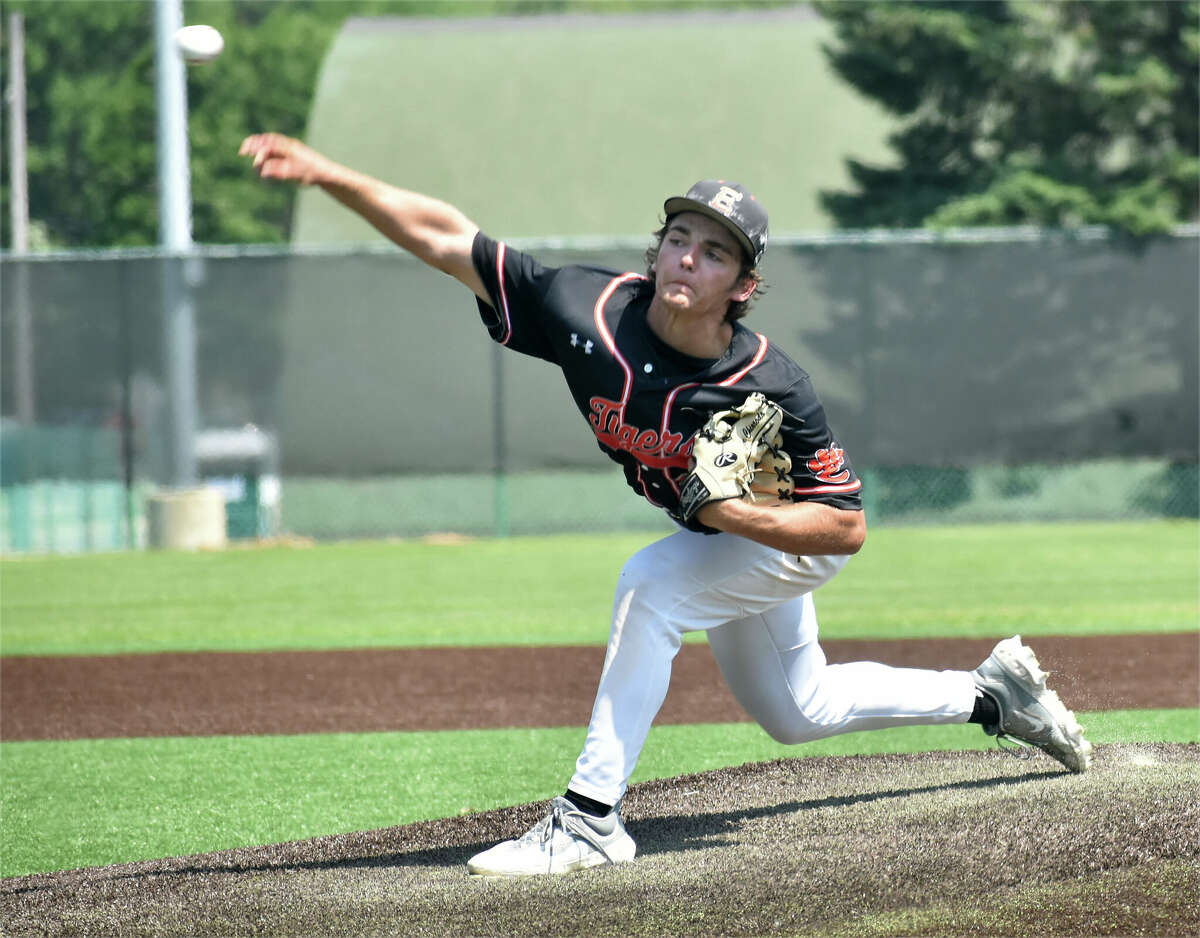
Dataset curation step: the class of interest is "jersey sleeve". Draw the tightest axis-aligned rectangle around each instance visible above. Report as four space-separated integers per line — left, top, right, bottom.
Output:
776 377 863 511
471 231 560 364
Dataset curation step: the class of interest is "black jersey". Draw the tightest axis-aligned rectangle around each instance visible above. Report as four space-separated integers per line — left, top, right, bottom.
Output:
471 233 862 522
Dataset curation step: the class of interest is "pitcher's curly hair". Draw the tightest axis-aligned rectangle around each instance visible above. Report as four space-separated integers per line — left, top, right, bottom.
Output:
643 220 766 323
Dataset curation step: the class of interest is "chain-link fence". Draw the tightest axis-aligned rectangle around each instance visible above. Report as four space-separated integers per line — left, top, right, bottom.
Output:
2 227 1197 552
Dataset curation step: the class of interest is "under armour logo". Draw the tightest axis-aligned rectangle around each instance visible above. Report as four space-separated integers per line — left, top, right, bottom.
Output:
708 186 744 217
570 333 594 354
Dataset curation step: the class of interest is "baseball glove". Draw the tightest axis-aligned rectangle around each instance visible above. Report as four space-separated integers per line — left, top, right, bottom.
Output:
747 439 795 503
677 392 788 523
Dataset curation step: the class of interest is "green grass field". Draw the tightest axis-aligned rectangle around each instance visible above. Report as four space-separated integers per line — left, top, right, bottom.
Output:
2 521 1197 876
3 521 1196 656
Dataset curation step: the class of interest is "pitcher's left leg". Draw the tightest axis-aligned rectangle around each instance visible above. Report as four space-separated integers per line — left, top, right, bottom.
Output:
707 592 976 745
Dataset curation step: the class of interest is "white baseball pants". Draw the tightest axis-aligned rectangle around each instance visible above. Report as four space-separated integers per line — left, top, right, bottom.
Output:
569 528 978 806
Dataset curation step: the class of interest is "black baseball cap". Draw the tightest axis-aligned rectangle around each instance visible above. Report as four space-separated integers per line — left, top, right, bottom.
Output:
663 180 769 267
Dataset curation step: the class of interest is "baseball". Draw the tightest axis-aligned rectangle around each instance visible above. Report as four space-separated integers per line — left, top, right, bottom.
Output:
175 24 224 64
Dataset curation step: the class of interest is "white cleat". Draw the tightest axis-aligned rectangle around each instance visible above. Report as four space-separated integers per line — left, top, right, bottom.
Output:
972 635 1093 773
467 796 636 876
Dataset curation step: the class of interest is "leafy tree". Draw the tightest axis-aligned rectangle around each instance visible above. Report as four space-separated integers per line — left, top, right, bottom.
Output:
814 0 1199 235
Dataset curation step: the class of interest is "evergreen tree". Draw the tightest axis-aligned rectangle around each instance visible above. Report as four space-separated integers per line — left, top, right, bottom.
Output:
815 0 1199 234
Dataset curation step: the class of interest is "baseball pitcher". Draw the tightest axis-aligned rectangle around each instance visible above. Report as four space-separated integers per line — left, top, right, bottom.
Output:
240 133 1092 877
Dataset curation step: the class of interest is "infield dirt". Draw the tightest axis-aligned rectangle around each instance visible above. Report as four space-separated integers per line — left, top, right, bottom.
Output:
2 634 1194 741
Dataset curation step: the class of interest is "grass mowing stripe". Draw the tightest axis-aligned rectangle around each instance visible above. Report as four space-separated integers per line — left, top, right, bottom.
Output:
3 521 1197 656
2 709 1194 878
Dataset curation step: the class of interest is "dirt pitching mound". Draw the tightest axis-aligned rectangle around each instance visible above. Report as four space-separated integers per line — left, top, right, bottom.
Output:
3 744 1197 937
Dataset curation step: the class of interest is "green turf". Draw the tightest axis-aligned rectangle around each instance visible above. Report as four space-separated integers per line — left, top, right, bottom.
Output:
2 521 1196 656
1 709 1195 877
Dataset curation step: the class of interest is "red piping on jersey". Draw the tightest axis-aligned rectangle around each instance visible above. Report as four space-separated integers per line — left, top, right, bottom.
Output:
592 273 645 418
657 334 766 497
659 382 698 498
718 333 768 385
592 273 676 504
495 242 514 345
793 479 863 496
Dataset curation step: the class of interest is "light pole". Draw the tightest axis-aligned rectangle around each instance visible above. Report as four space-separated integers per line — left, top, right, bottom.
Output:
153 0 198 487
7 12 34 426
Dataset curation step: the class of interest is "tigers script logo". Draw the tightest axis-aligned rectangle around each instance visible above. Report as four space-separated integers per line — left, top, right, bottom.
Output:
808 445 850 484
588 396 692 470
